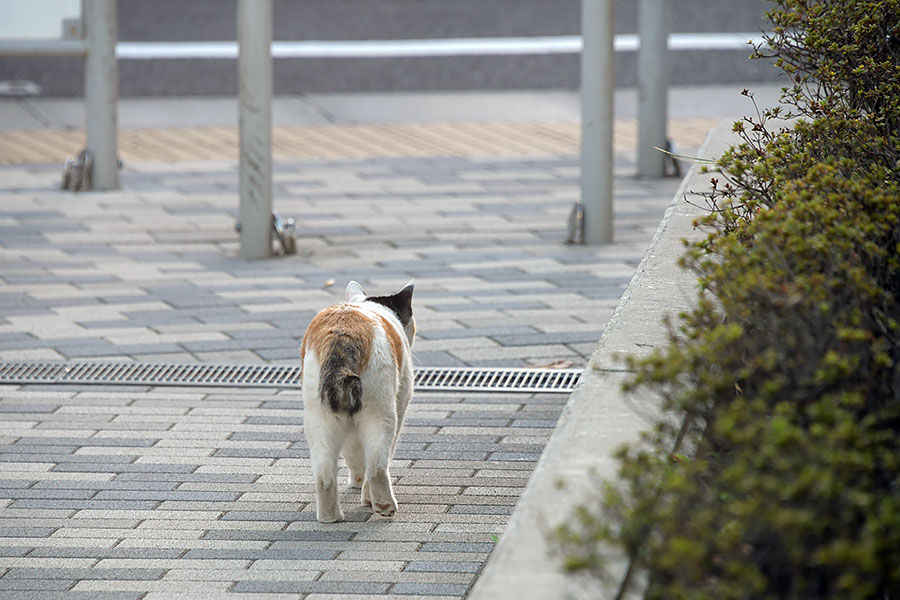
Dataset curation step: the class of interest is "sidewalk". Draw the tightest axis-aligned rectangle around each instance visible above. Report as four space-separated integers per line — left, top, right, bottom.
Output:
0 87 760 598
470 121 732 600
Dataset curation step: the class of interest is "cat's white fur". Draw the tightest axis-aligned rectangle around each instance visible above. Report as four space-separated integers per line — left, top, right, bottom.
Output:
301 281 415 522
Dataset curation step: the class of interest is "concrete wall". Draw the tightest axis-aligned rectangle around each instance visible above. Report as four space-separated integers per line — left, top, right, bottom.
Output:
0 0 780 96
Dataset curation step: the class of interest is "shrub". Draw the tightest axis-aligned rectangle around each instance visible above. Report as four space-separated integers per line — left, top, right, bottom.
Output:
759 0 900 134
552 1 900 598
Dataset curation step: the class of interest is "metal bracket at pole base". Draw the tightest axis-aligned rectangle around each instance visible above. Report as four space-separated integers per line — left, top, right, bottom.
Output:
61 149 93 192
61 149 123 192
235 210 297 256
272 210 297 255
565 201 585 245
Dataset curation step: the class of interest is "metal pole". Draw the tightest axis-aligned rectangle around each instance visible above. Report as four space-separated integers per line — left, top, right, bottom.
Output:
580 0 615 245
237 0 273 260
637 0 669 177
83 0 118 190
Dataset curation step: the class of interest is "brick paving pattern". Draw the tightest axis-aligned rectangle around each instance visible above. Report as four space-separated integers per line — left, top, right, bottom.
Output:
0 117 698 598
0 118 715 164
0 385 563 599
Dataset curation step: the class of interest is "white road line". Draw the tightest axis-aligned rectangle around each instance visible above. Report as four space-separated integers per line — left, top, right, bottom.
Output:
116 33 766 60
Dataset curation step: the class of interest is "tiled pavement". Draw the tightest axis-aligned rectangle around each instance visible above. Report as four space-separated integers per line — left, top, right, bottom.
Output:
0 116 700 598
0 118 716 164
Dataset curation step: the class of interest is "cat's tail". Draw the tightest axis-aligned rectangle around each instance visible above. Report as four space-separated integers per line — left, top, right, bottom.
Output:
319 335 363 415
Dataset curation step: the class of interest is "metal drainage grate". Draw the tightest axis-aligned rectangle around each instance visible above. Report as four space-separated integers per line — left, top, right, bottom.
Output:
415 366 581 393
0 362 581 394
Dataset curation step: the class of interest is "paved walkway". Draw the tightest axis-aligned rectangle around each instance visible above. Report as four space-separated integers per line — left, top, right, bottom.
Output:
0 90 725 598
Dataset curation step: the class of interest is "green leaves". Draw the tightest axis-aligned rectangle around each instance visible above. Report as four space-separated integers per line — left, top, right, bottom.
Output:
550 1 900 597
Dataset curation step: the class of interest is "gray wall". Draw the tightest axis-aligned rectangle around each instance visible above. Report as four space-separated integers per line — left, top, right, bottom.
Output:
1 0 781 97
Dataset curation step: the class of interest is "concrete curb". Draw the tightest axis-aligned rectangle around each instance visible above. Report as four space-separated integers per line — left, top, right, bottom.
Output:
468 119 737 600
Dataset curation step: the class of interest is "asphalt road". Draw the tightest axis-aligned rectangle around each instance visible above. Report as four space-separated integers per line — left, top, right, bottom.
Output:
1 0 782 96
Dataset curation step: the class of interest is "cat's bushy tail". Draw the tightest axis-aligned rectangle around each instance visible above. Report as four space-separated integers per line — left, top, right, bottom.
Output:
319 335 363 415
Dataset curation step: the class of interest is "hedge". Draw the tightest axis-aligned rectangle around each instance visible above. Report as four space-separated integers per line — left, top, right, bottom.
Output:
552 1 900 598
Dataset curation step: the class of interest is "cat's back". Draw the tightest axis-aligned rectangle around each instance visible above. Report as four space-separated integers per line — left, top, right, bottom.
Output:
301 302 407 373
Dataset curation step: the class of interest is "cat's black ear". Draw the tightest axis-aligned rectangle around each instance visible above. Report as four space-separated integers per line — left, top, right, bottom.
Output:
369 281 414 326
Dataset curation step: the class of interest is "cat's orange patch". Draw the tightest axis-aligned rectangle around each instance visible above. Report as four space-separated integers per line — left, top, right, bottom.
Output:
376 314 404 370
301 305 375 370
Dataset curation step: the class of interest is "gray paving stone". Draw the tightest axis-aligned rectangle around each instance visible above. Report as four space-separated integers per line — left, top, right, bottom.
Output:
184 547 337 560
8 500 160 510
0 454 137 465
244 416 303 426
26 547 184 559
393 449 490 461
14 437 159 447
92 490 240 502
232 580 390 594
448 505 516 515
0 489 95 500
509 418 560 428
420 542 495 553
228 431 299 442
406 417 510 428
490 330 602 346
257 347 304 360
416 326 539 341
486 452 545 462
220 510 311 522
213 448 306 459
0 404 58 414
0 579 74 591
202 529 354 542
1 591 144 600
112 472 257 484
404 561 483 573
51 463 197 474
0 528 55 538
391 582 472 596
0 480 33 489
1 445 73 456
30 480 175 491
410 351 468 367
3 568 166 580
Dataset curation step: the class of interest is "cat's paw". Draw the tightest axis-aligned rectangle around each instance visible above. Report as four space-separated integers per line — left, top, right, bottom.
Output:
348 473 364 489
373 500 397 518
317 513 344 523
316 507 345 523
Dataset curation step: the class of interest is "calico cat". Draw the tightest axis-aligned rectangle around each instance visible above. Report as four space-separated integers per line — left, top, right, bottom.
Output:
300 280 415 523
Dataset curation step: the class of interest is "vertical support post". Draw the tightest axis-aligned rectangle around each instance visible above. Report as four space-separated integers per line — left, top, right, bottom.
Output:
83 0 118 190
637 0 669 177
580 0 615 244
237 0 273 260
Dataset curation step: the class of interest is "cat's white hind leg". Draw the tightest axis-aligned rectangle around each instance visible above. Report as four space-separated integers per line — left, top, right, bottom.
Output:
341 435 366 490
306 414 347 523
360 477 372 508
359 414 398 517
310 442 344 522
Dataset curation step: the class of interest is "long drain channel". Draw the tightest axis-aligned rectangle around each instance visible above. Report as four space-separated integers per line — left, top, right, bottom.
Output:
0 361 582 394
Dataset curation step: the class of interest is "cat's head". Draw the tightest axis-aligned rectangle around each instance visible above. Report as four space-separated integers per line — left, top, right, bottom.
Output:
345 280 416 345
